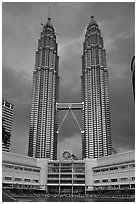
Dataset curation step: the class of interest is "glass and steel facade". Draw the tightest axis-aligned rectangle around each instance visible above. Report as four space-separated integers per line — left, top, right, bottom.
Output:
81 16 112 159
2 98 13 152
47 161 85 194
28 17 59 160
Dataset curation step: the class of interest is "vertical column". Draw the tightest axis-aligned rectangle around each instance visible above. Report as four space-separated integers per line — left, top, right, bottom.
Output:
45 70 53 158
87 69 94 158
50 71 56 160
84 73 89 158
104 69 112 155
28 71 37 156
72 162 73 196
33 70 40 157
41 69 48 158
59 163 60 194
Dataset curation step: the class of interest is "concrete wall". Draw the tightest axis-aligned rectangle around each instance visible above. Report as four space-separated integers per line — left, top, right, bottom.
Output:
96 150 135 167
3 151 37 167
85 158 97 190
37 159 49 190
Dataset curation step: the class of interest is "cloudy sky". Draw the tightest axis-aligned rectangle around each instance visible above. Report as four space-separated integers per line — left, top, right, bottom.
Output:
2 2 135 159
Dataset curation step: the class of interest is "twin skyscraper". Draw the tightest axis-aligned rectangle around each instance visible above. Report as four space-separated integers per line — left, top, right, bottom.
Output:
28 15 112 160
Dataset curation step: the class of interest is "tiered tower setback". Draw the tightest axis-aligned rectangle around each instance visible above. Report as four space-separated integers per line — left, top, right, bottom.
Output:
28 17 59 160
81 16 112 159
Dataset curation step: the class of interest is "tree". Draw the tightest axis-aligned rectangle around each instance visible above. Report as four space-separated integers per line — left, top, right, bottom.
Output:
112 147 118 155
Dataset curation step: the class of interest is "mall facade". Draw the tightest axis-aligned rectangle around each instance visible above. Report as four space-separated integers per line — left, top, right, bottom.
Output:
2 150 135 194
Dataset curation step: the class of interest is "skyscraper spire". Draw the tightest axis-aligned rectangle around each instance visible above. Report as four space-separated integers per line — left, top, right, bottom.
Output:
88 15 98 27
48 6 51 20
44 6 54 29
90 3 94 18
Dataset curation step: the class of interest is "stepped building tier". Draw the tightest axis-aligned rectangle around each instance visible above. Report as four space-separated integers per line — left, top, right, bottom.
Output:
81 16 112 159
28 17 59 160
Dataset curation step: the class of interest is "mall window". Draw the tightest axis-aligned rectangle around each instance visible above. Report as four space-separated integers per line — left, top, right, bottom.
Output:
131 177 135 181
3 183 12 188
93 169 100 173
102 179 108 183
4 177 12 181
129 164 135 168
111 178 117 182
60 174 72 178
15 177 22 181
61 163 72 167
3 164 14 169
73 174 85 179
15 166 23 170
48 174 59 178
102 185 109 190
33 179 39 183
131 184 135 189
33 169 40 173
24 168 32 171
24 179 31 182
101 168 109 172
47 180 59 183
8 165 14 169
120 177 128 181
73 168 84 173
110 166 118 171
48 167 59 173
94 180 100 183
73 180 85 184
48 163 59 167
119 165 128 170
60 180 72 184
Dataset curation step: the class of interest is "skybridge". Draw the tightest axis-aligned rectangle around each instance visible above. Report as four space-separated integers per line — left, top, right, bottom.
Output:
56 102 84 111
56 102 84 134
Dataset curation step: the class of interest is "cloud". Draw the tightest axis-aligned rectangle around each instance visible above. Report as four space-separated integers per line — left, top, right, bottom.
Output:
58 134 82 159
2 63 31 103
59 38 82 93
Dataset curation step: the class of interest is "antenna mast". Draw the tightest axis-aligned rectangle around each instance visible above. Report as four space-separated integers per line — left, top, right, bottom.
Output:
91 3 94 17
48 6 51 19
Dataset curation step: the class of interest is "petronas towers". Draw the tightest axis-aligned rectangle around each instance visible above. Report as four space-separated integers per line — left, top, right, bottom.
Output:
81 16 112 159
28 17 59 160
28 15 112 160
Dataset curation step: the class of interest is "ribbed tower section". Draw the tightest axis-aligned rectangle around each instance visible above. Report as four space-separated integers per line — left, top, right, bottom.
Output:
28 17 59 160
81 16 112 159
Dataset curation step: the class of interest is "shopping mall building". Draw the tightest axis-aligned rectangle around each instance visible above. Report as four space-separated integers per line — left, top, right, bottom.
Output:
2 150 135 194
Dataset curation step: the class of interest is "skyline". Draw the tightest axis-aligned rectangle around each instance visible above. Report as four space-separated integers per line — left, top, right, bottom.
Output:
2 2 135 159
